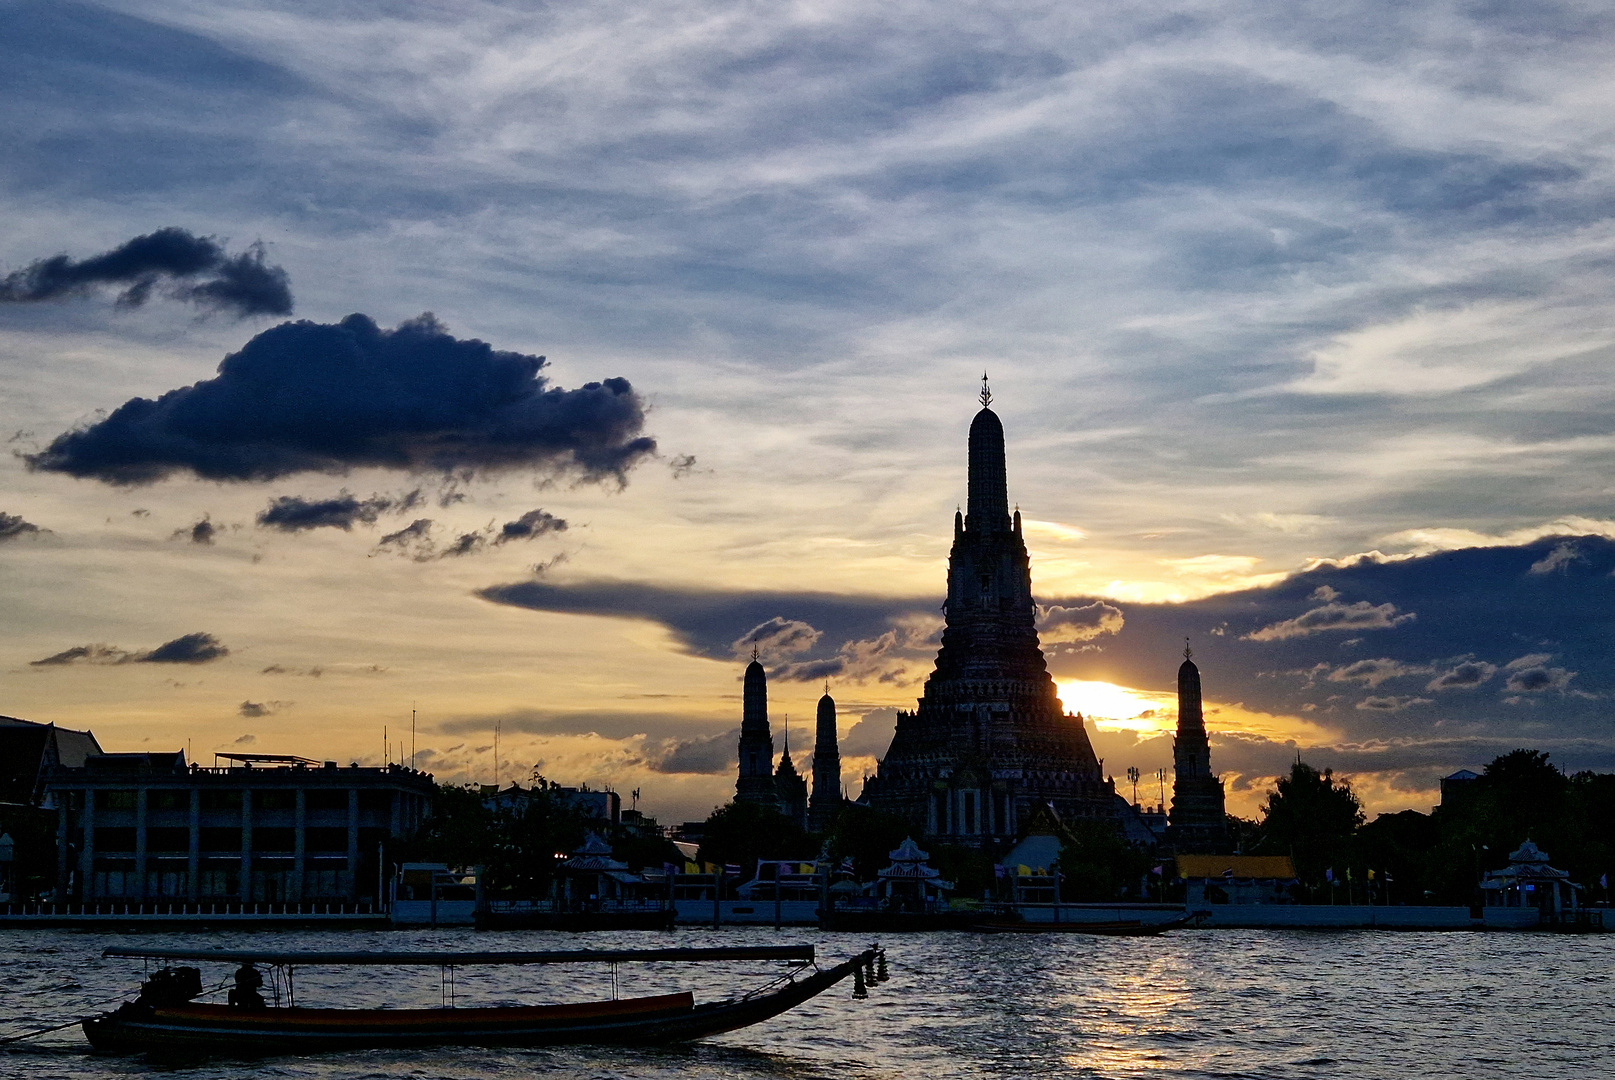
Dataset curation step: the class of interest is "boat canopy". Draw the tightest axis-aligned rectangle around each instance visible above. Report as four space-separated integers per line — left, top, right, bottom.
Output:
102 945 815 966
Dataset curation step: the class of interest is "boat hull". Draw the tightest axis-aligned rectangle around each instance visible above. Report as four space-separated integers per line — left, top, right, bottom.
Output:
82 954 868 1056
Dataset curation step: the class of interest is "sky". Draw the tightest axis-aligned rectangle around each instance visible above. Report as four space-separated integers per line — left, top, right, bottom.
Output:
2 0 1613 825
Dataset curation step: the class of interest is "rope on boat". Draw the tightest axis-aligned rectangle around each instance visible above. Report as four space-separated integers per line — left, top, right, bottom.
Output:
0 1016 87 1047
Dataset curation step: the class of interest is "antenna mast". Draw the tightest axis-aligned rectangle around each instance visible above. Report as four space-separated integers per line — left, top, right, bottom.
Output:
979 371 992 408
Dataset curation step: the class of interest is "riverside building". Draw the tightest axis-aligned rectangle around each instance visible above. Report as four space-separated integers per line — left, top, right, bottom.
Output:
44 751 433 903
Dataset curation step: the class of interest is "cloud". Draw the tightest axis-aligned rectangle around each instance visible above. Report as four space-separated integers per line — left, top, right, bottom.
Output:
1529 542 1584 575
0 227 292 317
261 664 322 677
27 313 655 485
375 518 436 560
1426 660 1498 691
238 700 289 718
649 729 738 774
233 734 256 745
174 515 215 544
1503 653 1575 693
1245 601 1416 642
732 617 821 661
496 509 567 543
841 709 900 759
140 632 230 664
1038 601 1124 644
31 631 228 666
1355 695 1433 712
0 511 41 541
1327 658 1431 688
257 490 418 532
668 454 698 479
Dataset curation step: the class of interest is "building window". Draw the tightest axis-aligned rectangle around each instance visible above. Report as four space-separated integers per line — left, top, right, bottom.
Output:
254 827 296 852
146 827 189 852
304 789 349 812
962 791 977 834
305 827 348 853
93 827 137 852
149 790 189 811
253 790 296 811
200 827 241 852
95 790 137 811
201 789 242 811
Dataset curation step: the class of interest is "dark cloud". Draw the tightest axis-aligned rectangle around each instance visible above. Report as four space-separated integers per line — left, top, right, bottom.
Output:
0 511 41 541
437 708 729 743
27 314 655 485
649 729 738 774
238 700 288 718
1326 658 1431 688
668 454 698 479
140 632 229 664
481 534 1615 780
1502 654 1575 693
261 664 322 677
257 490 419 532
1038 601 1124 644
31 631 228 666
173 515 215 544
840 709 899 758
0 227 291 317
375 518 436 561
496 509 567 543
1426 660 1498 691
440 531 486 558
478 579 929 664
1245 600 1416 641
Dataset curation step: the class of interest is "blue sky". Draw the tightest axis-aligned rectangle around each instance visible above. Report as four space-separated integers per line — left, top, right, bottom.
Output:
2 0 1612 821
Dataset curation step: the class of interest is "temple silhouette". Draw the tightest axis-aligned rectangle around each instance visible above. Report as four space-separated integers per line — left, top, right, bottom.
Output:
861 378 1116 851
1168 646 1230 853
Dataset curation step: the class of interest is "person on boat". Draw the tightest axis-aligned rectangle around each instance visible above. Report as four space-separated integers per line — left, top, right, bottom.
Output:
228 962 266 1009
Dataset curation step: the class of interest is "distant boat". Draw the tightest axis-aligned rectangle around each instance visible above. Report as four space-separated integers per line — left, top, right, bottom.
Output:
82 944 885 1055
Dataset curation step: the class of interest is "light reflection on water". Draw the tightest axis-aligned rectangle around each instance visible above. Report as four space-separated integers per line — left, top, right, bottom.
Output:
2 927 1610 1079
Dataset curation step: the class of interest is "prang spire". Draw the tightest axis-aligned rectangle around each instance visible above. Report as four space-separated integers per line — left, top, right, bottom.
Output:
966 376 1010 533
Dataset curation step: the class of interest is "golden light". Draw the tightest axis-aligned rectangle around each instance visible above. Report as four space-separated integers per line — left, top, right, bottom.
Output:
1055 680 1176 732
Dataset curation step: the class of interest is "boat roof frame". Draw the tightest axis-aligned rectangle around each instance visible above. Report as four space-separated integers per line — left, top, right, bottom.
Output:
102 945 816 966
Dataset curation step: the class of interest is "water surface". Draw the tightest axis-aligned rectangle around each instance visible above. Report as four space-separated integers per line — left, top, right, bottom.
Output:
2 927 1608 1079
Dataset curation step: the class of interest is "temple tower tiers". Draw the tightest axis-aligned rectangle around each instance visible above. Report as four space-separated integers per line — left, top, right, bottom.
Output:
868 379 1112 851
1168 649 1230 854
808 690 842 832
774 720 808 830
735 655 779 806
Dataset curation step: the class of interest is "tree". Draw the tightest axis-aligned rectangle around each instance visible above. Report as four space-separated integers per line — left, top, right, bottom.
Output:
1259 761 1364 891
1055 819 1154 901
695 801 812 875
822 804 912 880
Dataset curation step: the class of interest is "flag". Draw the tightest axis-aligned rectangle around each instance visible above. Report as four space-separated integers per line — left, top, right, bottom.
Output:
724 863 741 877
1367 869 1376 881
1601 874 1608 889
1151 864 1164 876
1325 868 1333 882
1222 868 1234 880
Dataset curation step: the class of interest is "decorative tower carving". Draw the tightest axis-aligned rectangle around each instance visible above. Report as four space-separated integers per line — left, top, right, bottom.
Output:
735 648 779 806
808 687 843 832
1168 645 1229 853
868 378 1111 850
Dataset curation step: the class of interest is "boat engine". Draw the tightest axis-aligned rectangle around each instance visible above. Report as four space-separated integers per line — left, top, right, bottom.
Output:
136 966 203 1006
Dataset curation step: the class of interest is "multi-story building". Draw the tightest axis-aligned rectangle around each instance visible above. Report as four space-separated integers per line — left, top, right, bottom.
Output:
44 751 434 903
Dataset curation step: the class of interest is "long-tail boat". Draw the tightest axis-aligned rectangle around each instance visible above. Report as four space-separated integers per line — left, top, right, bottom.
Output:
83 944 886 1055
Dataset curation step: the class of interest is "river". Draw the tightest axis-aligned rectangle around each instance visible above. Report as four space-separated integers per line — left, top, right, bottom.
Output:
1 926 1609 1079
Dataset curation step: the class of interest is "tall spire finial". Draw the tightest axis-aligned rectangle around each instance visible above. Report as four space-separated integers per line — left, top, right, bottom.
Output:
979 371 992 408
1184 637 1193 660
751 638 759 662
